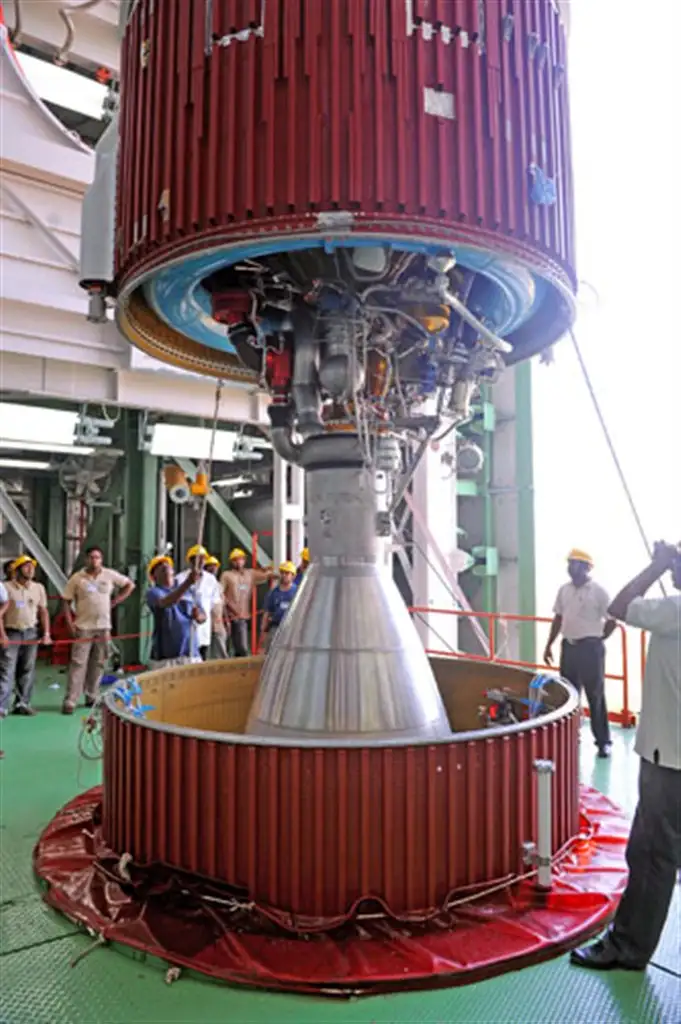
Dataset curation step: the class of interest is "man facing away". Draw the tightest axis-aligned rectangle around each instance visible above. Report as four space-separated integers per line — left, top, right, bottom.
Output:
61 546 134 714
146 556 205 668
544 549 617 757
220 548 274 657
203 555 229 660
571 541 681 971
175 545 222 661
259 561 298 653
0 555 51 717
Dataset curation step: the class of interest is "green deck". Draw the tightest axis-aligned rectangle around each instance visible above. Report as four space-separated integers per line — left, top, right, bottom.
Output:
1 670 679 1024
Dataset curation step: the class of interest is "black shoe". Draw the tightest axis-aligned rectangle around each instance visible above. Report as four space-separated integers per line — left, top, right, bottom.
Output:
84 697 96 708
570 939 645 971
12 705 37 716
597 746 611 758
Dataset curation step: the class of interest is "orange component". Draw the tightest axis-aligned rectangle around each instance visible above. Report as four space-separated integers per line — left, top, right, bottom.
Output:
190 470 210 497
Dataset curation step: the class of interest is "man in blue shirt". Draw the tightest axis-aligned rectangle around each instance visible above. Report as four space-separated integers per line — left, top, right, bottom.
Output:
259 561 297 653
146 556 206 667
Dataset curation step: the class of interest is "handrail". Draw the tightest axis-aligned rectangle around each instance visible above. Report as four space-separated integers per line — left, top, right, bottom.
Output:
409 605 636 728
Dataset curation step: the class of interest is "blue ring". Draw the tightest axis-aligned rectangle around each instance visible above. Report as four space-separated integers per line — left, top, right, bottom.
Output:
143 236 545 354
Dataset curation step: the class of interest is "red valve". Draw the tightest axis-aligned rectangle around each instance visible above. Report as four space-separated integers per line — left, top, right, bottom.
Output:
211 289 252 326
266 349 292 396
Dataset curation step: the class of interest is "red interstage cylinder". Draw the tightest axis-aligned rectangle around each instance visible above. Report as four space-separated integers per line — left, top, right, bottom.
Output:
102 705 580 924
115 0 575 314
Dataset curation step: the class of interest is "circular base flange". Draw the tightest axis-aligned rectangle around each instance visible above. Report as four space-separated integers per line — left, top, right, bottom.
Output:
34 786 630 996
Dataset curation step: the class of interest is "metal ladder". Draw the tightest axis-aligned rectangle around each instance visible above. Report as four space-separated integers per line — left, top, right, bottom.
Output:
0 483 68 594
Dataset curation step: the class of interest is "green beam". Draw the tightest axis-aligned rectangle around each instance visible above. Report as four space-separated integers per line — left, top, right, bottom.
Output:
112 412 159 665
514 363 537 663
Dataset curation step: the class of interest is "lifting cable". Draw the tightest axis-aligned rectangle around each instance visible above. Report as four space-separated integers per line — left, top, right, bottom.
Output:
569 329 666 596
188 379 224 648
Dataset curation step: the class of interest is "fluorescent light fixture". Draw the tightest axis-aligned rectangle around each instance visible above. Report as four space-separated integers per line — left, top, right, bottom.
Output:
0 441 95 456
232 489 254 499
16 52 107 121
0 458 52 471
150 424 237 461
0 404 78 446
212 475 251 488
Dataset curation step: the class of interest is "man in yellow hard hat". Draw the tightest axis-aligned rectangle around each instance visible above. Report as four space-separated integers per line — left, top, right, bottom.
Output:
544 549 616 757
146 556 205 668
61 547 135 714
0 556 51 717
259 561 298 653
220 548 274 657
203 555 229 660
295 547 310 585
571 541 681 972
174 545 222 661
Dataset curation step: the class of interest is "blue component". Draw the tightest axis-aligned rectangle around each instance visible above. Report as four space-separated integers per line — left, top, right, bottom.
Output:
529 166 557 206
141 235 546 353
417 340 439 395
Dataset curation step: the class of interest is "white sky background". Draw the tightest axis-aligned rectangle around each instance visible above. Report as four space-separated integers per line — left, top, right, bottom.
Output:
14 4 681 618
532 1 681 617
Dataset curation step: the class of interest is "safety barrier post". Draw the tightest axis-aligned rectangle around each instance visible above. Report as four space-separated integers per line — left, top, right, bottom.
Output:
251 532 258 654
620 626 635 728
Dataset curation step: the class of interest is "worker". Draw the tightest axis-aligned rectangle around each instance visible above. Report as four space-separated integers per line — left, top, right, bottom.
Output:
0 556 51 717
259 561 298 652
220 548 274 657
295 547 310 585
61 546 135 715
571 541 681 971
146 556 205 668
203 555 229 659
543 549 616 758
175 545 222 661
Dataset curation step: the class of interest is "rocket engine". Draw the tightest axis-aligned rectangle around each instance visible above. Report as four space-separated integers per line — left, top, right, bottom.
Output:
82 0 576 740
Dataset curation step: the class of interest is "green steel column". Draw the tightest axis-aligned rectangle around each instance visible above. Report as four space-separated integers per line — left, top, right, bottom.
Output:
514 363 537 663
113 411 159 665
33 478 66 573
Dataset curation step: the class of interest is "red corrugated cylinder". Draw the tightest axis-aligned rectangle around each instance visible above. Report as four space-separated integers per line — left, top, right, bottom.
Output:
115 0 575 291
102 708 580 925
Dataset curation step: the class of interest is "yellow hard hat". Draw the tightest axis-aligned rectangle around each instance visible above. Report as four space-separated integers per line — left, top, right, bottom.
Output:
568 548 593 566
300 547 310 562
148 555 173 578
229 548 247 561
279 560 296 575
204 555 220 569
10 554 37 573
186 544 208 561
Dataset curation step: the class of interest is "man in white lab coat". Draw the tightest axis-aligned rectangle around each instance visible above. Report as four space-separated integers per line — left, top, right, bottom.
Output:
175 545 222 661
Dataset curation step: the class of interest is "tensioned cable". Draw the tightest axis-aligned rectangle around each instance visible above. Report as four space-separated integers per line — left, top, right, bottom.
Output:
569 329 666 597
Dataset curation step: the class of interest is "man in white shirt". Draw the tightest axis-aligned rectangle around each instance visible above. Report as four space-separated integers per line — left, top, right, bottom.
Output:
544 549 617 756
175 544 222 661
571 541 681 971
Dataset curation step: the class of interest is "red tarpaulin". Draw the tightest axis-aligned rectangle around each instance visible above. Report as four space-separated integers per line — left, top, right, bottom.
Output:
33 786 630 996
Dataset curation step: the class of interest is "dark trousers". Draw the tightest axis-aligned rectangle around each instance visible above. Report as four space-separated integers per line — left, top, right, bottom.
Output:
609 758 681 965
231 619 249 658
560 637 610 749
0 628 39 712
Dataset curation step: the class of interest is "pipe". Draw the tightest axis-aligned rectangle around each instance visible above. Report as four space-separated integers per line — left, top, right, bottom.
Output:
441 288 513 355
56 0 104 66
268 405 303 466
534 759 555 890
290 313 323 439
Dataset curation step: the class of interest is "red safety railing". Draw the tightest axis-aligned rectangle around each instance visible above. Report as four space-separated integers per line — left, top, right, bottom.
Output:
408 606 636 728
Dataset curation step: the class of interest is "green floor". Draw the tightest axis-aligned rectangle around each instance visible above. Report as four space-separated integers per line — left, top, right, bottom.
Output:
1 670 679 1024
